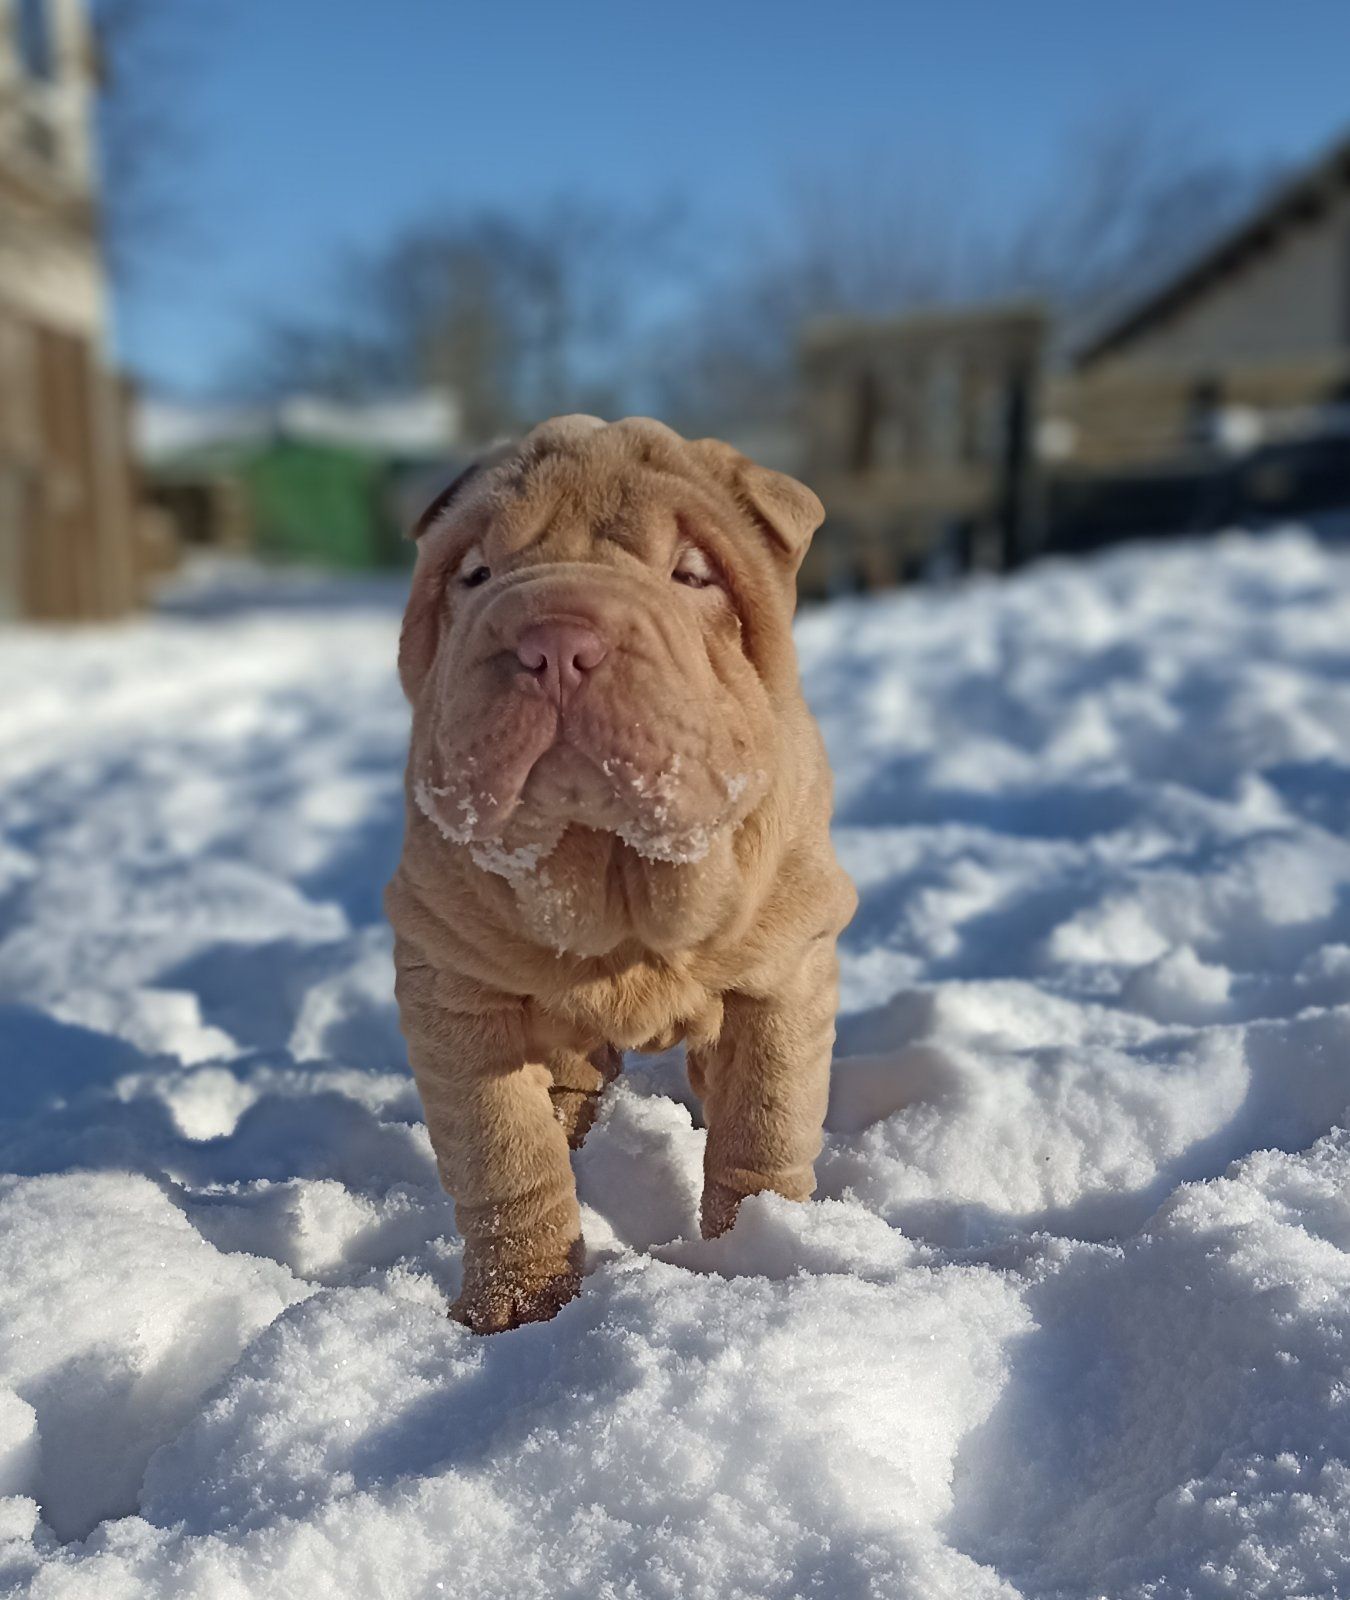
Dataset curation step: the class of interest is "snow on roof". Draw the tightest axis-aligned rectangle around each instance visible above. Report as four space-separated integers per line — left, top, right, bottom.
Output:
136 390 460 463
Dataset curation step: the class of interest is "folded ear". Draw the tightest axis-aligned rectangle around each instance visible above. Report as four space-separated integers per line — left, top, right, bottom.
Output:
397 447 499 699
410 437 521 539
689 439 824 572
397 541 442 700
410 461 483 540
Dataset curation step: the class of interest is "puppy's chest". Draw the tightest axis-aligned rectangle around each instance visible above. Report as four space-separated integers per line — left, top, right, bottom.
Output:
529 955 724 1058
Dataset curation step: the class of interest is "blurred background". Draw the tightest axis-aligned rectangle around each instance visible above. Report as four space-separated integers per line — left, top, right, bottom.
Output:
3 0 1350 621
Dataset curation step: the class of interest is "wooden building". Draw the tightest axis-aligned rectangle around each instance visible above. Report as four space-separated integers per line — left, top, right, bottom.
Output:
800 133 1350 588
1056 131 1350 467
799 303 1046 595
0 0 140 623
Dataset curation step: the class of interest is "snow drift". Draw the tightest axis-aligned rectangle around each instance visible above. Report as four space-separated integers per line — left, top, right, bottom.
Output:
2 532 1350 1597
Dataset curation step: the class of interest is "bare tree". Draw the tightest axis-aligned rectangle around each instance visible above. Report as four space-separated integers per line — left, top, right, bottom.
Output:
654 155 974 437
89 0 199 292
237 197 688 443
231 106 1274 449
990 107 1278 317
658 108 1276 437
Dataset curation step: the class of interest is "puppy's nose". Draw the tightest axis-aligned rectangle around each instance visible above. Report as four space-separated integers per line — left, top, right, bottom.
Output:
515 621 608 703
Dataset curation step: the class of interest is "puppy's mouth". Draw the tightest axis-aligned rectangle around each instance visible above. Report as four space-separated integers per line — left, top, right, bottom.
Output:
415 706 756 870
414 695 560 845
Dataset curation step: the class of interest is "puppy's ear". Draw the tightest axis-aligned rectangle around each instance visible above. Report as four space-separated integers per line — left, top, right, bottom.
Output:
690 439 824 573
738 463 825 570
410 461 483 540
409 437 517 539
397 543 442 701
400 442 520 700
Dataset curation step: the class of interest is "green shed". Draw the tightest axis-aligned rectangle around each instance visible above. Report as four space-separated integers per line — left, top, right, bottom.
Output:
240 438 404 568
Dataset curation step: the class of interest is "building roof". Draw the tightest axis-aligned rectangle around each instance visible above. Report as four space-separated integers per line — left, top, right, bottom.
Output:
1075 129 1350 367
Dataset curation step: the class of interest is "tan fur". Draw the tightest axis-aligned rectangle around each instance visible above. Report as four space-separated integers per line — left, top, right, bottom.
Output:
385 416 856 1332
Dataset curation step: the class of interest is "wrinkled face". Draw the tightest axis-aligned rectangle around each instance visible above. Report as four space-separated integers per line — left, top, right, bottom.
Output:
398 419 817 876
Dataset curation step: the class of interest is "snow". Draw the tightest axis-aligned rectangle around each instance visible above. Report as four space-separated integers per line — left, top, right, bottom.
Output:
3 530 1350 1596
135 391 460 462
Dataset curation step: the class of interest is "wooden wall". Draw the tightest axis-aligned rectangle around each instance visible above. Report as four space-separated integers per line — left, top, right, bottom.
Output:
0 306 141 621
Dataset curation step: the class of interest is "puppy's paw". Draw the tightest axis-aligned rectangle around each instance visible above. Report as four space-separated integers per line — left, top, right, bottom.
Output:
550 1087 603 1149
699 1179 744 1240
700 1175 811 1239
451 1241 582 1335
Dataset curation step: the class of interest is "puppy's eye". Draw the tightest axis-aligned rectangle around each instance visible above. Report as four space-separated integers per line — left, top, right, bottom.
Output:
456 545 491 589
672 546 717 589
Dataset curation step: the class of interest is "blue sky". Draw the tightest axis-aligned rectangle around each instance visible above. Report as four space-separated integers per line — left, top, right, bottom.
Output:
121 0 1350 396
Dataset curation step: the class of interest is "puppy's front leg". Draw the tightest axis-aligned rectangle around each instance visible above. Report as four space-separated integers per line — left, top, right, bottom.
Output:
403 1003 582 1334
693 942 839 1239
548 1043 622 1149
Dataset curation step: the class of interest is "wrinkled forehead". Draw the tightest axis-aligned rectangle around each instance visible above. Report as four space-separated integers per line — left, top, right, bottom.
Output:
456 442 732 562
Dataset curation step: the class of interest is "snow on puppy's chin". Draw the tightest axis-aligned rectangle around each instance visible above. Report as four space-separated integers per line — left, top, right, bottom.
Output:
605 758 764 864
615 817 714 865
415 757 760 874
411 775 490 846
413 774 563 873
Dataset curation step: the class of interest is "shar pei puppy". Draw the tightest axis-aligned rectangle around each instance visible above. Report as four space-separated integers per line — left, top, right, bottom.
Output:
386 415 856 1333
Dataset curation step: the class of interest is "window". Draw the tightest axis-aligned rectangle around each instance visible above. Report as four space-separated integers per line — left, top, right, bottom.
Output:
848 368 880 474
925 354 963 466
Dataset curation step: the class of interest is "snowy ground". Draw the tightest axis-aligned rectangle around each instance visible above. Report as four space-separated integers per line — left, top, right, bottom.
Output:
3 532 1350 1598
